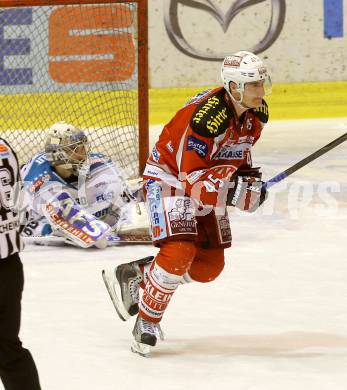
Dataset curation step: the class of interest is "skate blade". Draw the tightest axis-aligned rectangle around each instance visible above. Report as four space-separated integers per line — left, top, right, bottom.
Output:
102 269 130 321
131 340 151 357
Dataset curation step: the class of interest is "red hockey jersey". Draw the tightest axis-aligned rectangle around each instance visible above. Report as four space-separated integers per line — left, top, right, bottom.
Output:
143 87 269 207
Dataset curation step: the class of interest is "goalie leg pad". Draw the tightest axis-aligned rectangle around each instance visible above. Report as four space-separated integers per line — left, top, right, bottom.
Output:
43 191 110 248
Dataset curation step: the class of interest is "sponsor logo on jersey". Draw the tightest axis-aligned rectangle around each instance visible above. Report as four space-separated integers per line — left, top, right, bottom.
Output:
96 191 114 202
144 179 157 189
186 169 207 184
146 169 159 177
95 181 106 188
30 173 51 192
151 145 160 162
206 107 229 134
238 135 255 144
166 197 196 235
217 149 243 159
213 142 252 160
187 135 208 157
146 182 167 240
94 207 110 218
166 141 174 153
217 214 232 243
253 103 268 114
192 96 220 124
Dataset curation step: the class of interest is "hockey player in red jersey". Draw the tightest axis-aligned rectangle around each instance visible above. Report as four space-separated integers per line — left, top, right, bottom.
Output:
102 51 271 356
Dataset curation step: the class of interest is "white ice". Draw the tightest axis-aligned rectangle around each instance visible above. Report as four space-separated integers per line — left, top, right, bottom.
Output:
3 118 347 390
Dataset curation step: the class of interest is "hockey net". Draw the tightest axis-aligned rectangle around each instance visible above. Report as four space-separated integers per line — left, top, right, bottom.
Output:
0 0 148 179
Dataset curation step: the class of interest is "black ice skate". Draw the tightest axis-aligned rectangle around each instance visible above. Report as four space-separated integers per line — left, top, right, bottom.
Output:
102 256 154 321
131 315 164 357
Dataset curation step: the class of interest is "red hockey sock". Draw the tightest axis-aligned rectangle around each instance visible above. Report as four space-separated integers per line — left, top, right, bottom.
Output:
139 262 182 323
139 241 197 322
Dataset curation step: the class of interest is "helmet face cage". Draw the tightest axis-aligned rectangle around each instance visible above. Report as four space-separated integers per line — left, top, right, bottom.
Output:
45 122 89 172
221 51 272 103
59 136 89 167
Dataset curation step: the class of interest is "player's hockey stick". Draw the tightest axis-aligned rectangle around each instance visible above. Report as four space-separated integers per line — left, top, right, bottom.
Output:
264 132 347 189
23 232 152 247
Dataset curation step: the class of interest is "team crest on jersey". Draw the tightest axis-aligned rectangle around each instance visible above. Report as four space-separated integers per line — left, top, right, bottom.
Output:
187 135 208 157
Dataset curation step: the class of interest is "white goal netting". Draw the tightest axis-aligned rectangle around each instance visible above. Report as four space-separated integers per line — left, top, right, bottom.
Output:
0 2 141 178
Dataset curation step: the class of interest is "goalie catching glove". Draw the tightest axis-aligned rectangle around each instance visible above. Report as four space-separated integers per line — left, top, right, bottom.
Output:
226 167 268 212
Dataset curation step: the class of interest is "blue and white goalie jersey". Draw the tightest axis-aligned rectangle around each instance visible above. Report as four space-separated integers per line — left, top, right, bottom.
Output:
21 152 134 240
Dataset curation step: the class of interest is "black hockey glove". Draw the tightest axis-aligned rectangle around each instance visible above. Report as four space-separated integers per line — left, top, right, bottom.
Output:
226 167 268 212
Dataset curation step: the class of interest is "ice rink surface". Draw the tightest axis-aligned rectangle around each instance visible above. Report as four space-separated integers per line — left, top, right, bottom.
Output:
3 118 347 390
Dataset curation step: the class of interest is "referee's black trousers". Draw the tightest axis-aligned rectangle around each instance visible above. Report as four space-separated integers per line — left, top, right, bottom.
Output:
0 253 41 390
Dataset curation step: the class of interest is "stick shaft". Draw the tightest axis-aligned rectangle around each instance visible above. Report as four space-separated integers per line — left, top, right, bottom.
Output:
265 133 347 189
23 233 151 246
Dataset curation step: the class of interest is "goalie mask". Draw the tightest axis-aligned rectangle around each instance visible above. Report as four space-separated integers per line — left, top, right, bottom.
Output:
221 51 272 104
45 121 89 173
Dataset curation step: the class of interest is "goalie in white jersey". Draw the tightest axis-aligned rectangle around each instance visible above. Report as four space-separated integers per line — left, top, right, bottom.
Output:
21 121 138 248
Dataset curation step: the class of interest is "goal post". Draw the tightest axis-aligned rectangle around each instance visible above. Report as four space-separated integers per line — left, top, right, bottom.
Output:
0 0 148 178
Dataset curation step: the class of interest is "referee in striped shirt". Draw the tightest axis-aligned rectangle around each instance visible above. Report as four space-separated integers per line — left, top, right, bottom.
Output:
0 138 41 390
